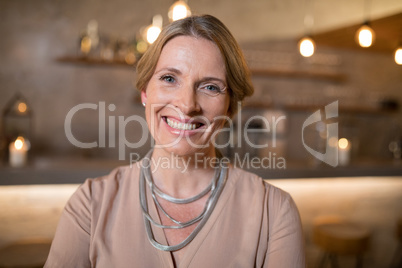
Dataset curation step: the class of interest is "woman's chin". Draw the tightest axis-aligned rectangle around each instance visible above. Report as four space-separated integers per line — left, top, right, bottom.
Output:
154 140 213 158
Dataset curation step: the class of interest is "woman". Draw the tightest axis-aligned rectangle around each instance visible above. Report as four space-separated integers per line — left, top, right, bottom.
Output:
45 15 305 267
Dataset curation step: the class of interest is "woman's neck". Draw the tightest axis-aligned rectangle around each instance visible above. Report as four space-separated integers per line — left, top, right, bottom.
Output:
149 147 219 198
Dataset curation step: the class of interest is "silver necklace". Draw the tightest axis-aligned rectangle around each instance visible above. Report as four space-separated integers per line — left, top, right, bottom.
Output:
141 152 221 229
139 150 228 252
144 162 219 204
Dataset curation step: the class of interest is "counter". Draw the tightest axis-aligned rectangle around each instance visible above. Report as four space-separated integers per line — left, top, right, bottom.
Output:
0 176 401 268
0 157 401 185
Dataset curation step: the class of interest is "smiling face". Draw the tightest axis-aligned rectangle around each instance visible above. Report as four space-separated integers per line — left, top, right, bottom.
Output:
141 35 230 158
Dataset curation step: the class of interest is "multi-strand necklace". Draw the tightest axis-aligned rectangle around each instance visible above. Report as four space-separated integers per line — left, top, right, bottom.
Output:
139 150 228 252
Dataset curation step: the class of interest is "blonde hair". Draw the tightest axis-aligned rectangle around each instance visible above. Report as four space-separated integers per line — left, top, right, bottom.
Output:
136 15 254 116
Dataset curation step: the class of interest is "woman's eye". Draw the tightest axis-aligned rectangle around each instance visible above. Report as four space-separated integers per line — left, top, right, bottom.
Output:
160 75 175 83
204 84 220 92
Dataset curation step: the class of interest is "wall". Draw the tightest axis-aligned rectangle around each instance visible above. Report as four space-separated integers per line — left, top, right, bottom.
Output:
242 40 402 162
0 1 401 164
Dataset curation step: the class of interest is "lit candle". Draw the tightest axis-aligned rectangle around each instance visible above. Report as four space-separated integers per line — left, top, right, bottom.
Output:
338 138 351 166
9 136 28 167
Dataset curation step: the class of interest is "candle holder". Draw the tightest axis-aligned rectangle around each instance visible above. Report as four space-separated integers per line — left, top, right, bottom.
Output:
1 93 33 165
338 138 352 166
9 136 30 167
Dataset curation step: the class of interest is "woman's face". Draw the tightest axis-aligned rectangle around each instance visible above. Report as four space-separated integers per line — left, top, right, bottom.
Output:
142 35 230 158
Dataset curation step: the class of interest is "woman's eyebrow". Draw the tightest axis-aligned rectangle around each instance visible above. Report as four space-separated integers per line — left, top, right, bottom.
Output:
200 77 226 84
154 67 182 75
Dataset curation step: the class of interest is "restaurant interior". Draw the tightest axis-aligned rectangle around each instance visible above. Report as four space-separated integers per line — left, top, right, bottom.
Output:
0 0 401 267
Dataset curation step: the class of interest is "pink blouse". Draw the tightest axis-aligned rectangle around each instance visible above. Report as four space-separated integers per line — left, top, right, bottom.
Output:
45 164 305 267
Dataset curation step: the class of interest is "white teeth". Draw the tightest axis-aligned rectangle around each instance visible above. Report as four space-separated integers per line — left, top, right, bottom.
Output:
166 118 198 130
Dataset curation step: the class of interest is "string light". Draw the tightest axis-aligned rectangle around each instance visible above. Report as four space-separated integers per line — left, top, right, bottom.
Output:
139 1 191 53
299 37 315 57
146 26 161 44
299 0 315 57
145 14 163 44
395 46 402 65
356 0 375 48
356 23 375 48
168 0 191 22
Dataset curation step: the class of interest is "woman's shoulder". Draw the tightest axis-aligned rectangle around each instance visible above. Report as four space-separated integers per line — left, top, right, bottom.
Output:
229 165 290 197
88 164 138 185
72 163 141 199
63 164 141 218
228 166 296 213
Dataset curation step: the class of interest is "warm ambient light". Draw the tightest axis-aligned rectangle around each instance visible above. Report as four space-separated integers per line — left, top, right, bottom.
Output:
338 138 349 149
14 136 25 150
80 36 92 54
168 0 191 22
125 52 136 65
395 47 402 65
356 24 375 48
9 136 29 167
146 26 161 44
136 41 148 54
18 102 27 113
299 37 315 57
146 14 163 45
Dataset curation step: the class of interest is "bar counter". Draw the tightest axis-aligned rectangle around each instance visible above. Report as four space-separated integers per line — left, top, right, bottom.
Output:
0 175 401 268
0 156 401 185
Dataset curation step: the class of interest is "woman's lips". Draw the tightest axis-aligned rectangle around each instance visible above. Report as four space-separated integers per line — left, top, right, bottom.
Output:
162 116 204 131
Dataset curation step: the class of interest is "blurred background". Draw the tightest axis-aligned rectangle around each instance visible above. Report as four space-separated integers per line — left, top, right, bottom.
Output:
0 0 401 267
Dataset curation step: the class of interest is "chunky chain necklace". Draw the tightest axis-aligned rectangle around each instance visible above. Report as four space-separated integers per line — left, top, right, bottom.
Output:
139 150 228 252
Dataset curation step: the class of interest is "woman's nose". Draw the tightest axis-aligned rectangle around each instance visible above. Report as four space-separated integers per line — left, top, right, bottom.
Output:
173 85 201 115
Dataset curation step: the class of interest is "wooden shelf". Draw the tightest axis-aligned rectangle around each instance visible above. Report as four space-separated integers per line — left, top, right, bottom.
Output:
242 100 399 115
56 56 347 82
250 68 347 83
56 56 135 68
285 103 399 114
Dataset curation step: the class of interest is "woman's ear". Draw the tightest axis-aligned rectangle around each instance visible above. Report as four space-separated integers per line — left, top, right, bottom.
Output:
141 90 147 107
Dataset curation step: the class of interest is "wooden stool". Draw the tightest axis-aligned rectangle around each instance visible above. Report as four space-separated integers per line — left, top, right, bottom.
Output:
313 215 371 268
0 238 51 268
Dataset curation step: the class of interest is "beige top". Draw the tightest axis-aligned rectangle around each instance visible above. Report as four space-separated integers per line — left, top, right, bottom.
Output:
45 164 305 268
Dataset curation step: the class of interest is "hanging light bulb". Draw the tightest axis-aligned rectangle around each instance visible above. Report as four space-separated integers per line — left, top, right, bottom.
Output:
356 23 375 48
299 36 315 57
146 26 161 44
356 0 375 48
168 0 191 22
395 46 402 65
299 0 315 58
145 14 163 44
